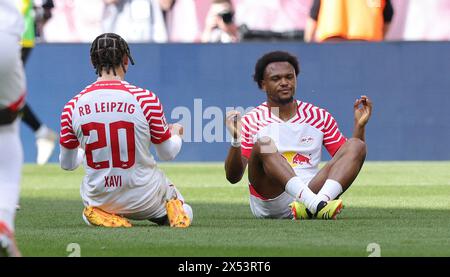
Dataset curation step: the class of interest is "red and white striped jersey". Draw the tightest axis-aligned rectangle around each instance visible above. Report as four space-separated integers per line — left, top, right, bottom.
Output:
59 80 171 213
241 100 347 179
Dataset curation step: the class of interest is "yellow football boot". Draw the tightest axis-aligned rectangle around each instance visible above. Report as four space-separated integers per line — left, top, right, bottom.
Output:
82 206 132 228
166 199 191 228
315 199 344 220
289 201 313 220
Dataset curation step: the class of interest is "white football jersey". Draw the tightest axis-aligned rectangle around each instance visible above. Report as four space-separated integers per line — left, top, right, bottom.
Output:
241 100 347 182
60 80 172 215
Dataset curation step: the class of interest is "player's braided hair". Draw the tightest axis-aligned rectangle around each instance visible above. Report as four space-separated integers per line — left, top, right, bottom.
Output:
90 33 135 77
253 51 300 89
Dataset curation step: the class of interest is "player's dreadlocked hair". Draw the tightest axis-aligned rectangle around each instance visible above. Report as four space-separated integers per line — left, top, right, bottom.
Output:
90 33 135 77
253 51 300 89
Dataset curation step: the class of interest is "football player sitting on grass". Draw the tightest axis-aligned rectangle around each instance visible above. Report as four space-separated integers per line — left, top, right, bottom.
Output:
59 33 192 228
224 51 372 220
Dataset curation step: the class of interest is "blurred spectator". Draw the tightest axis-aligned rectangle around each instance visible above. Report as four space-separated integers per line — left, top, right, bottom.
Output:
161 0 202 42
165 0 215 43
28 0 450 43
102 0 168 42
159 0 175 23
201 0 239 43
234 0 311 41
401 0 450 41
42 0 104 42
304 0 394 42
33 0 55 40
21 0 54 59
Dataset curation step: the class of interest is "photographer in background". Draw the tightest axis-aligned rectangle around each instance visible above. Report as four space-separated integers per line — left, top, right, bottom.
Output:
201 0 239 43
34 0 54 41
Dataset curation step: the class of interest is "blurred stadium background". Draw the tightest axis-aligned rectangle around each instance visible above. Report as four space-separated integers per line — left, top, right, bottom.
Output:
22 0 450 162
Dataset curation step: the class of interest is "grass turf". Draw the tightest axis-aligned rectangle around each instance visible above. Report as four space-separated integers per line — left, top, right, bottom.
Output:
15 162 450 257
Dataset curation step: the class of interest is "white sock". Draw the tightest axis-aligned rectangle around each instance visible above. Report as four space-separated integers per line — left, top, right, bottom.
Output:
285 176 318 212
285 176 306 198
307 180 344 214
183 203 193 223
35 124 48 137
317 179 343 202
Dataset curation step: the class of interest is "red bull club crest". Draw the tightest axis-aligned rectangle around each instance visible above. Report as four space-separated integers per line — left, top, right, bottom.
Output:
282 152 312 167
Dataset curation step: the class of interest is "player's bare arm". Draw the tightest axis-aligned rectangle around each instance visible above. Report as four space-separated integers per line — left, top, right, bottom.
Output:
224 110 248 184
353 95 373 141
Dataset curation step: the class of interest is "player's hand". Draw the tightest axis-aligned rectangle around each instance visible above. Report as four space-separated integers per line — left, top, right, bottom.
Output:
225 110 241 139
354 95 373 127
169 123 184 137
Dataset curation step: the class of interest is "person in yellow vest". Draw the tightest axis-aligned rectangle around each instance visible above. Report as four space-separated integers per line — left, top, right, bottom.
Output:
19 0 58 166
304 0 394 42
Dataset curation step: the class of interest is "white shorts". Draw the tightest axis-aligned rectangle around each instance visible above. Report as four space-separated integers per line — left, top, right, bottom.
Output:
0 32 25 110
122 182 185 221
81 168 186 221
248 174 314 219
249 190 294 219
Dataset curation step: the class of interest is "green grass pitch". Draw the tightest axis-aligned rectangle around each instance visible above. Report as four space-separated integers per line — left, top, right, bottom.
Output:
16 162 450 257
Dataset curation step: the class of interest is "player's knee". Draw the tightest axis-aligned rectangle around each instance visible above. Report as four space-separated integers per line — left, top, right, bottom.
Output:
253 136 278 154
347 138 367 160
